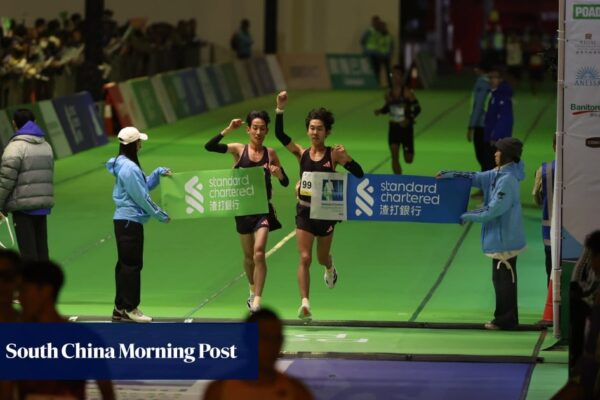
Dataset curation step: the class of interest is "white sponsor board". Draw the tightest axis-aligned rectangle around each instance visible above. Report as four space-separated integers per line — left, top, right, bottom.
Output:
560 0 600 259
563 86 600 133
306 172 348 221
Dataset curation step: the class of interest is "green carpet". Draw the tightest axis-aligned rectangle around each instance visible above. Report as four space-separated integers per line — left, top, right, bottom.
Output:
22 86 564 398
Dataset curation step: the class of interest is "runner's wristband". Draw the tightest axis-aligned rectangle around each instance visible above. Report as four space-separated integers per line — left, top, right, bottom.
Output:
279 167 289 187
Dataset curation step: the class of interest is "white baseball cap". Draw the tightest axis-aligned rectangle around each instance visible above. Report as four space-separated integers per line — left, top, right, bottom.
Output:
117 127 148 145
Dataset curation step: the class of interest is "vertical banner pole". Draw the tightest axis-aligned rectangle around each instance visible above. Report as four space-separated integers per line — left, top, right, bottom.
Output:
552 0 567 338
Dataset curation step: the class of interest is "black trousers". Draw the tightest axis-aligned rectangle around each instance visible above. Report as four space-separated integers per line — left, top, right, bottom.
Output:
369 56 383 85
544 248 552 286
569 281 589 377
12 212 49 261
114 219 144 312
492 256 519 328
482 140 497 171
472 127 487 172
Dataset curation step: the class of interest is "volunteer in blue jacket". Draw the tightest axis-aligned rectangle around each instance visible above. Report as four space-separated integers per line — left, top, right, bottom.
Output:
437 137 526 330
106 127 170 323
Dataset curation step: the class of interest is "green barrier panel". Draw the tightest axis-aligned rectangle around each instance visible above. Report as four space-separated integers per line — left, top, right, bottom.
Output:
129 77 167 128
233 60 256 99
326 53 378 89
265 54 287 91
559 261 576 341
195 67 220 110
118 81 148 129
38 100 73 158
150 75 177 124
0 111 13 150
160 72 192 119
207 65 232 105
220 63 244 103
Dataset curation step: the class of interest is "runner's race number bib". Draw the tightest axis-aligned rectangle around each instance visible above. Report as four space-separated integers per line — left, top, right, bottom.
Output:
300 172 315 197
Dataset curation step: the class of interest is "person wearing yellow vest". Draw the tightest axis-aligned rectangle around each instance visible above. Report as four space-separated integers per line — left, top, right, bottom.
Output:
376 22 394 88
361 16 385 86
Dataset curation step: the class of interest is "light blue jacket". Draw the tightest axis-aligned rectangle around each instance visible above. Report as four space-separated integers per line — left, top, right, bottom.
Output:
106 156 169 224
439 161 526 253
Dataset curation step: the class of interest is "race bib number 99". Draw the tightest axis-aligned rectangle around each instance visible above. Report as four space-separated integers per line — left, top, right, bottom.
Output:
300 172 315 197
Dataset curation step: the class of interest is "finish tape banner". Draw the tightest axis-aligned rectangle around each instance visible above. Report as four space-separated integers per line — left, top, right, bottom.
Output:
161 167 268 219
309 173 471 223
0 323 258 379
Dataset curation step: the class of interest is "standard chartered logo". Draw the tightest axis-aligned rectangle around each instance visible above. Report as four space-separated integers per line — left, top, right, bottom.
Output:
185 176 204 214
355 178 374 217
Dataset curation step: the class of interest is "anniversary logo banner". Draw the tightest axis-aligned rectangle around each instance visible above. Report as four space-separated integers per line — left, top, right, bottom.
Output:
0 323 258 380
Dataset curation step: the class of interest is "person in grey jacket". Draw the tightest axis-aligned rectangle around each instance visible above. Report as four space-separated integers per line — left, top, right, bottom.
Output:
0 109 54 261
437 137 526 330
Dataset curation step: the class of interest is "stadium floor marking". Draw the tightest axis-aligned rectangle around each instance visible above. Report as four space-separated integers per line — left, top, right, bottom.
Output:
519 330 548 400
409 222 473 322
182 230 296 319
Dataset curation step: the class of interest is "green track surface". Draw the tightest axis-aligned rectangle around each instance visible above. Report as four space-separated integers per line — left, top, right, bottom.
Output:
28 85 565 397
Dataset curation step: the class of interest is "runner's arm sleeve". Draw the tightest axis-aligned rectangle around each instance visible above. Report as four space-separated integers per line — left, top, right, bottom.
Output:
378 103 390 114
278 167 289 187
343 160 364 178
275 113 292 146
204 133 228 153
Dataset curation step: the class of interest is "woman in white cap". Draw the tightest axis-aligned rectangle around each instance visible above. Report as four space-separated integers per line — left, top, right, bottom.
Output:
106 127 171 323
437 137 526 330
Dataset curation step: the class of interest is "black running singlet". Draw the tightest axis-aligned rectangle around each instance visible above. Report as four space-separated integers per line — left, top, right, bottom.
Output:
384 92 410 124
235 145 272 199
298 147 334 203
